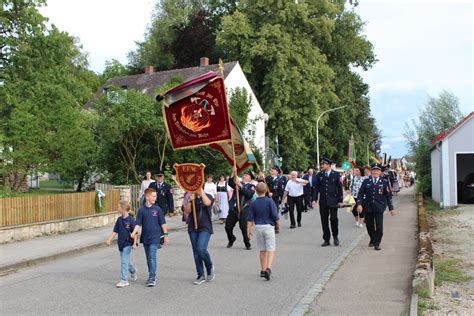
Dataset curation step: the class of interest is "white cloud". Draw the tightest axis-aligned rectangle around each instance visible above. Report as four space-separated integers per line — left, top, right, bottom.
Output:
381 144 392 150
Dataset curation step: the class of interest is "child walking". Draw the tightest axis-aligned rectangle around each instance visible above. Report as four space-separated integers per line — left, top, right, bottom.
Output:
105 201 138 288
131 188 169 287
247 182 280 280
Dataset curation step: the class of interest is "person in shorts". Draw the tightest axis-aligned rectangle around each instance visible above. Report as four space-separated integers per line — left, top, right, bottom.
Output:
247 182 280 280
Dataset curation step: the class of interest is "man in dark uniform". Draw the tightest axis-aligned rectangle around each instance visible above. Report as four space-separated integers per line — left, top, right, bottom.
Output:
148 170 174 216
356 163 395 251
302 167 317 212
226 166 256 250
312 157 343 247
265 166 285 207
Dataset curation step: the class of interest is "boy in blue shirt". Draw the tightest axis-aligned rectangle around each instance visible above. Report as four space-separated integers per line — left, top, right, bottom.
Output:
131 188 169 287
247 182 280 280
105 201 138 288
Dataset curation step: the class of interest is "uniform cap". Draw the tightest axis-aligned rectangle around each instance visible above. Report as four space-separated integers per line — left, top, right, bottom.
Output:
371 163 382 170
321 157 333 165
271 165 281 174
245 170 255 180
155 170 165 176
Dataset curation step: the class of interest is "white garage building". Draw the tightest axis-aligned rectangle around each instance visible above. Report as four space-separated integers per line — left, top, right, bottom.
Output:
430 111 474 208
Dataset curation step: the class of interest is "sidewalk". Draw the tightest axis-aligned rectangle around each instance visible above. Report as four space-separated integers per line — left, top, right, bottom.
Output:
311 187 418 315
0 214 187 275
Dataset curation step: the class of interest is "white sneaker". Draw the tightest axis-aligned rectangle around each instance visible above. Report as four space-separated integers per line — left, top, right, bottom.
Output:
193 275 206 285
130 271 138 282
358 223 364 228
207 266 215 282
355 222 359 227
116 280 129 288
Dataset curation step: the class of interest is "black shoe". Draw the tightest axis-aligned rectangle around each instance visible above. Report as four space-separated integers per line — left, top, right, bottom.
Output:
297 222 301 227
374 245 381 251
368 242 374 247
227 236 237 248
260 271 266 278
334 238 340 246
321 241 330 247
290 225 296 229
264 268 271 281
245 244 252 250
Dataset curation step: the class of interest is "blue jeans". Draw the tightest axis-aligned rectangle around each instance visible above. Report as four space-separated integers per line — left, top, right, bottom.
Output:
189 231 213 277
143 243 158 281
120 246 136 281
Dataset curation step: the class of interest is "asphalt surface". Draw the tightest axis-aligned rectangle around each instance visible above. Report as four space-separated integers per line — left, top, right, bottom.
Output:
0 204 365 315
311 188 417 315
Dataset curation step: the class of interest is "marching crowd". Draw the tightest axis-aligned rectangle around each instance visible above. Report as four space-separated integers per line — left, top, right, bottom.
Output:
106 158 413 288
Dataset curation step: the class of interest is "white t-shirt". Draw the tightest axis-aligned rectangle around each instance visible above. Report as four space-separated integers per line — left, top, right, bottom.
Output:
285 180 305 197
204 182 217 197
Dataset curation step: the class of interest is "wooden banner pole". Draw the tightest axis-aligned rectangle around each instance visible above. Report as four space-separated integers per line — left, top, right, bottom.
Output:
192 197 198 230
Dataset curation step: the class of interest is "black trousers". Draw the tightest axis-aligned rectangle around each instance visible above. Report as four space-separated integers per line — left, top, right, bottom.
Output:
288 195 304 226
319 205 338 241
225 208 250 247
365 212 384 246
303 193 312 211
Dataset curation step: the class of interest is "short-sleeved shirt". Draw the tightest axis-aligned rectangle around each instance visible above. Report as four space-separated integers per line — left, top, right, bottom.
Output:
204 182 217 197
185 193 214 234
113 215 136 251
136 204 166 245
284 180 305 197
248 196 280 226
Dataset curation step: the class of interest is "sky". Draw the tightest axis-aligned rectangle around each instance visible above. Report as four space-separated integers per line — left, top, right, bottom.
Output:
40 0 473 158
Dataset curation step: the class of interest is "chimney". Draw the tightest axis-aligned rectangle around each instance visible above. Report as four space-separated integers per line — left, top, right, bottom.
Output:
144 65 154 74
199 57 209 67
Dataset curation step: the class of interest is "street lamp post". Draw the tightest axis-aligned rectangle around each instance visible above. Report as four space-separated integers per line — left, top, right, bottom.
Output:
316 105 349 167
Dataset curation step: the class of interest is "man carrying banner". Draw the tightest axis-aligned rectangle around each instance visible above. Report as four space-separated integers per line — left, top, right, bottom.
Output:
226 166 256 250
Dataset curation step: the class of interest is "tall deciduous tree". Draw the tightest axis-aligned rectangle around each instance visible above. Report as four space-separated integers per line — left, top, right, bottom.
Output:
1 1 100 191
404 91 464 195
217 0 377 170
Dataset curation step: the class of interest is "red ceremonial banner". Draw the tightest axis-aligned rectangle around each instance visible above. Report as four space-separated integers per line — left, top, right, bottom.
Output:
161 72 232 150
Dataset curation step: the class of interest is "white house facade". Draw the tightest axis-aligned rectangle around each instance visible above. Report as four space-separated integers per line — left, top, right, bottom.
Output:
430 112 474 207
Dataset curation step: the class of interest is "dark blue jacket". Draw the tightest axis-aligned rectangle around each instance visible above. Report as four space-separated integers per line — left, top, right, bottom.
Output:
265 175 285 203
228 177 255 213
313 170 343 207
356 177 394 213
148 181 174 213
303 173 317 197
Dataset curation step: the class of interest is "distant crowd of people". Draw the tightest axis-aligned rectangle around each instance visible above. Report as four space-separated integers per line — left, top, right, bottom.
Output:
105 159 414 288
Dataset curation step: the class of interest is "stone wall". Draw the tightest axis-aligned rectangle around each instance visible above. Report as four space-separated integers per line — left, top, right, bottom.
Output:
0 212 118 244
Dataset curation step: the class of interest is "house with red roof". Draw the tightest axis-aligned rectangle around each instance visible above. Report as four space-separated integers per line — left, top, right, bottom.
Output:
430 111 474 207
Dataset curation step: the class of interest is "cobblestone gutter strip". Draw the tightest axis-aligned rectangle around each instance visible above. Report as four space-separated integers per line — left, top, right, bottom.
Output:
289 231 365 316
410 193 435 314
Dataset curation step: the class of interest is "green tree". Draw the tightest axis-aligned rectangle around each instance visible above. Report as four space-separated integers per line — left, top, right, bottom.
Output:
228 87 252 130
1 1 100 191
404 91 464 195
216 0 377 170
101 59 128 82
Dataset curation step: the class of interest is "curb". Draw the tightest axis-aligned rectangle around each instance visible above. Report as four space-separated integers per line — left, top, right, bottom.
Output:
0 223 188 277
409 293 418 316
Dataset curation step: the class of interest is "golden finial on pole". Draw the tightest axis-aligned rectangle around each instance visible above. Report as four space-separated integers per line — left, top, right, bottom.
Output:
218 58 225 77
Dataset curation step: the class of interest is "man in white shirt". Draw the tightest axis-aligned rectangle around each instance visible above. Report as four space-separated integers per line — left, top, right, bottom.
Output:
282 171 309 229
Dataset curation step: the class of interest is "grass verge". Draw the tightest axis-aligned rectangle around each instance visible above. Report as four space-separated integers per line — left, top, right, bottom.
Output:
434 257 471 286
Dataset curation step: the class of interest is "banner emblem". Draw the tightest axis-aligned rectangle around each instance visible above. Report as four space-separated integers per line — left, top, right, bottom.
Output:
173 163 206 193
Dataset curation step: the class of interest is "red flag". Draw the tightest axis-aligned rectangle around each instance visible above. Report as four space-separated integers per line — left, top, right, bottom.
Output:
161 72 232 150
209 118 256 173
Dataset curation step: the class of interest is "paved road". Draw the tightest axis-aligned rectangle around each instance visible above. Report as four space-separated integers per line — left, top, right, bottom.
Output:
0 203 368 315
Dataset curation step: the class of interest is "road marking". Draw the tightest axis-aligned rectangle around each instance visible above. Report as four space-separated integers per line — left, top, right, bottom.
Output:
289 230 365 316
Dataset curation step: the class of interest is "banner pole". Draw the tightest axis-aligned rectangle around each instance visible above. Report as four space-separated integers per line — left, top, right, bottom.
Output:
219 59 241 214
192 198 198 230
160 135 169 170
